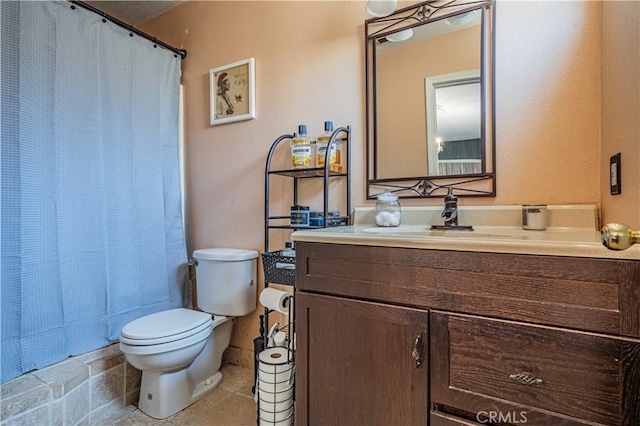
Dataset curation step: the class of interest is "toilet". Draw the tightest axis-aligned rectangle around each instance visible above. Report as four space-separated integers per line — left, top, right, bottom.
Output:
119 248 258 419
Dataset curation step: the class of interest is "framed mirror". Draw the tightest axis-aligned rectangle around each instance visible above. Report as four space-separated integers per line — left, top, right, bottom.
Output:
366 0 496 199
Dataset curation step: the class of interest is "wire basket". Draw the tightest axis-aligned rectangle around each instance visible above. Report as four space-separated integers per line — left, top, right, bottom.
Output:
261 251 295 285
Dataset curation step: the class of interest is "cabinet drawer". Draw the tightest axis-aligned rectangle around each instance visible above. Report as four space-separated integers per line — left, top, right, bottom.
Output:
430 312 640 425
296 242 640 336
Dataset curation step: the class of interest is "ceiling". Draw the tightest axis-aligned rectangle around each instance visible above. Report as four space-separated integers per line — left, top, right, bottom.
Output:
84 1 184 26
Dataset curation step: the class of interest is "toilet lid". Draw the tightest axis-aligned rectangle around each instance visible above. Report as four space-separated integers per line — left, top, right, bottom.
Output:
120 319 212 346
193 248 258 261
121 308 212 342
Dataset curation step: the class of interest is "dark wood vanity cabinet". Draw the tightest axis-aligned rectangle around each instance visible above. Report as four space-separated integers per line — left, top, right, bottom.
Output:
431 312 640 425
294 242 640 426
295 292 429 426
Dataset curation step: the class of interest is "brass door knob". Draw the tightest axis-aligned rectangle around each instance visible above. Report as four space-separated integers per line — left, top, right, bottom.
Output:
601 223 640 250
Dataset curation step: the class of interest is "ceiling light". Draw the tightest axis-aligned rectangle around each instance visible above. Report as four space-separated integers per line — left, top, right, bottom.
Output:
366 0 398 18
386 28 414 42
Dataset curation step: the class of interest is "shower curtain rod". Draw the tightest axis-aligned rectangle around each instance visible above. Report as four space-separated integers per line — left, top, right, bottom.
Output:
69 1 187 60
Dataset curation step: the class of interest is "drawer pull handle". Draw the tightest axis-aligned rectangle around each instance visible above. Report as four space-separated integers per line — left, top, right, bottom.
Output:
411 333 423 368
509 372 543 386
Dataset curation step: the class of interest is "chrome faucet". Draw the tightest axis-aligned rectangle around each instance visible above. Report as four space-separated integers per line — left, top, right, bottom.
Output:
430 187 473 231
441 187 459 226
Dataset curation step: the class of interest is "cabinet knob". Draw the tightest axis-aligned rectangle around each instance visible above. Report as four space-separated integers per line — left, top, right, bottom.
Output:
411 333 424 368
509 372 543 386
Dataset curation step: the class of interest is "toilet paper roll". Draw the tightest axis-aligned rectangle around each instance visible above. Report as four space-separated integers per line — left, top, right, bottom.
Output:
258 363 294 385
258 347 292 366
258 383 293 404
259 406 294 422
258 347 295 393
260 288 293 314
259 415 293 426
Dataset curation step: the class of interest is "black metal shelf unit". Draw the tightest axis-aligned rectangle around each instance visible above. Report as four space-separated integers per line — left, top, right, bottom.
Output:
264 125 351 253
262 125 351 337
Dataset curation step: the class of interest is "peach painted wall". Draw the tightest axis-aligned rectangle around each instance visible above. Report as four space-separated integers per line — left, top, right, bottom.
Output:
141 1 631 353
495 1 601 206
141 1 368 351
601 1 640 228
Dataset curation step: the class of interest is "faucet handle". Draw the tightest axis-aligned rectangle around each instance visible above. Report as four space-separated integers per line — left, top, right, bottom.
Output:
601 223 640 250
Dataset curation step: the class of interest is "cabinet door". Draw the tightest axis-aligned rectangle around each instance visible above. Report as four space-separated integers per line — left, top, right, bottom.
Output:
295 292 429 426
431 311 640 425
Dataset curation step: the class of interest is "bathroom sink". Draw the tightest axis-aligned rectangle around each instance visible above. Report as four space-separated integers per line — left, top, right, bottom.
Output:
360 226 600 243
290 206 621 258
362 226 513 239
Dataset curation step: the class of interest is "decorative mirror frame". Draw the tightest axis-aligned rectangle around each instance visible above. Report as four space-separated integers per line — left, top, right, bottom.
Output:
365 0 496 199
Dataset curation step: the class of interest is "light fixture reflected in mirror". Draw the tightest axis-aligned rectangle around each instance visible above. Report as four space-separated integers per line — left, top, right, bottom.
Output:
386 28 414 42
366 0 398 17
445 10 478 27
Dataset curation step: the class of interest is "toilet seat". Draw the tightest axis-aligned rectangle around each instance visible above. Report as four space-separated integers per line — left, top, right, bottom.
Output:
120 323 213 356
121 308 212 346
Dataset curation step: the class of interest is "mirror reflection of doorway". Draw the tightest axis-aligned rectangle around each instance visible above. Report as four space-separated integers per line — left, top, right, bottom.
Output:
426 71 481 176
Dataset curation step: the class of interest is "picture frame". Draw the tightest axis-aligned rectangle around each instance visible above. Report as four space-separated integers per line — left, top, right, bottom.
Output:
209 58 255 126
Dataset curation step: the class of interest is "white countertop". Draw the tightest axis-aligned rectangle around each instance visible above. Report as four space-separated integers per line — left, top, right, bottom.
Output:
291 206 640 260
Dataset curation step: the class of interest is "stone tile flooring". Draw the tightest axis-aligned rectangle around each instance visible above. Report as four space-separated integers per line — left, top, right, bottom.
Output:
98 364 257 426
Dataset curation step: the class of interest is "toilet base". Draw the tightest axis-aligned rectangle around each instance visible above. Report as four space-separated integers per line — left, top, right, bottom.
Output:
137 369 224 419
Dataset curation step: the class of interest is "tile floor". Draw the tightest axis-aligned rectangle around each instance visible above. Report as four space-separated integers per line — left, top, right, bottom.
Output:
98 364 258 426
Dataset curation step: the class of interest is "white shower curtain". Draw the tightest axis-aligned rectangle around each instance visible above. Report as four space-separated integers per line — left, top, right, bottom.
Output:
1 1 187 383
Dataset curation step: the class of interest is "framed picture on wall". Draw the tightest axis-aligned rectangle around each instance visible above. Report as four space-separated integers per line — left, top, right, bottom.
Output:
209 58 255 126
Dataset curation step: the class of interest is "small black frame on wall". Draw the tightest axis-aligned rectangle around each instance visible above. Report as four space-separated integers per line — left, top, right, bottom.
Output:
610 153 621 195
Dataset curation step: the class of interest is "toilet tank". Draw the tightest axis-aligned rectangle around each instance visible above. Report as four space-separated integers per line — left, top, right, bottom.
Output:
193 248 258 316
